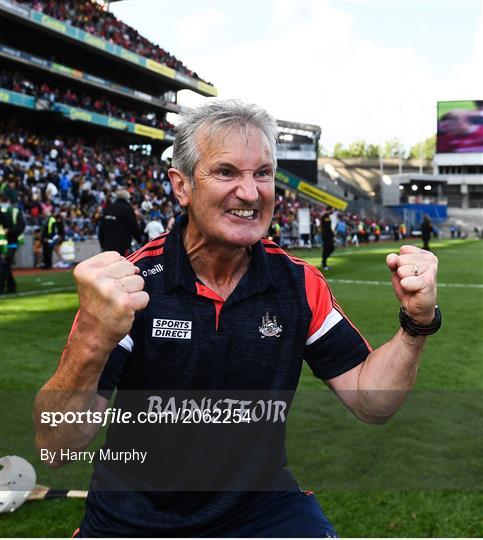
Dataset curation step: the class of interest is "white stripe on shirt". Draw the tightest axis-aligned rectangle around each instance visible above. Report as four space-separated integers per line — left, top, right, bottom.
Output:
306 308 343 346
118 334 133 352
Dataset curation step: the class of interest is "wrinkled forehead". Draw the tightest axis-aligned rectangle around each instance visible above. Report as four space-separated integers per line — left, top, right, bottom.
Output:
195 123 274 164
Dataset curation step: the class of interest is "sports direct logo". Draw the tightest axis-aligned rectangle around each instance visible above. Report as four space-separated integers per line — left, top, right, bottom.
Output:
152 319 192 339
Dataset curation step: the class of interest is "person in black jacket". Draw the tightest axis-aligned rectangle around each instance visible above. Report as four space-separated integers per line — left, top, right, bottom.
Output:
421 215 433 252
98 189 141 256
0 195 26 293
321 206 335 270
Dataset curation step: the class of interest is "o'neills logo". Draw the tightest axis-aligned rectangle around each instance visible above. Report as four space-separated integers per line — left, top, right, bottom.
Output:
142 264 163 277
152 318 192 339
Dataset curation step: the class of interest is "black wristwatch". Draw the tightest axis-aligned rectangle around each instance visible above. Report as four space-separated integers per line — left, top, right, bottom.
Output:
399 305 442 337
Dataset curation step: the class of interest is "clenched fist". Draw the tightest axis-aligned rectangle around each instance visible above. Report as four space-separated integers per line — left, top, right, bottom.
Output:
73 251 149 348
386 245 438 325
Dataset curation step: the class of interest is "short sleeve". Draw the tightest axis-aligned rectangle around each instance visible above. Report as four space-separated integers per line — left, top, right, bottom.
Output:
303 265 371 380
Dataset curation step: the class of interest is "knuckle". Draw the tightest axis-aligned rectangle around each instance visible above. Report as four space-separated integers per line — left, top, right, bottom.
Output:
117 295 131 312
73 265 83 280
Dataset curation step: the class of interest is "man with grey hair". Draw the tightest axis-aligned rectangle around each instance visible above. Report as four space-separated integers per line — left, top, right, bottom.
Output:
35 100 440 537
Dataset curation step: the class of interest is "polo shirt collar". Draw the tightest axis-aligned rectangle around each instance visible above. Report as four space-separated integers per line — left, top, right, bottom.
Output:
163 214 274 298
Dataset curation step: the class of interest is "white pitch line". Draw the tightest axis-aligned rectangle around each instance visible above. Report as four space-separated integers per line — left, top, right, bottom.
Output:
1 280 482 299
327 279 483 289
0 286 76 299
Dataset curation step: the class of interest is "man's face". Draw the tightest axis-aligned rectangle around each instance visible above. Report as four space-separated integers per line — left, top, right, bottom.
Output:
179 125 275 247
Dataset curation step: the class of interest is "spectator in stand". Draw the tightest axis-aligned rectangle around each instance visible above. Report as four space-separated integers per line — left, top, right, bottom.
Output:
59 171 72 201
144 217 165 241
98 189 141 256
321 206 335 270
1 70 175 134
24 0 212 84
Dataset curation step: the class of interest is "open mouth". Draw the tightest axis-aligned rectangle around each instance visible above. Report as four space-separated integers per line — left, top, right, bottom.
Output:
226 209 258 220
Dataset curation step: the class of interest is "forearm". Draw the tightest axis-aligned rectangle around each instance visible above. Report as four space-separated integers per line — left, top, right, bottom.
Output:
33 322 114 464
34 251 148 465
355 329 426 422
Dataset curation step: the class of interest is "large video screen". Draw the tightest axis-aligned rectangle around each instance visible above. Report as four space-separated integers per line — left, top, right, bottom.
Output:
437 100 483 153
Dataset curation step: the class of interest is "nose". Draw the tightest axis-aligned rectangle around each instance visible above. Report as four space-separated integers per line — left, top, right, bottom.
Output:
235 173 259 204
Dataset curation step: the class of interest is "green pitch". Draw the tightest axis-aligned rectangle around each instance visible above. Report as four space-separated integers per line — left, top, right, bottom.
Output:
1 239 482 537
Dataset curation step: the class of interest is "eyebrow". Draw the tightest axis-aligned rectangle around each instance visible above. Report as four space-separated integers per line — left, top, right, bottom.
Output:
212 161 274 170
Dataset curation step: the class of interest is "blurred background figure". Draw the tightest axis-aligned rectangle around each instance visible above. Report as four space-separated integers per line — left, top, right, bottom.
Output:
41 207 60 269
421 215 433 251
321 206 334 270
144 217 164 241
0 194 25 292
98 189 141 256
335 216 347 247
32 228 43 268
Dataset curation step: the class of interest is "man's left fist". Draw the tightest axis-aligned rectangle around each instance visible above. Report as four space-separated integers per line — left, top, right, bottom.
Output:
386 245 438 325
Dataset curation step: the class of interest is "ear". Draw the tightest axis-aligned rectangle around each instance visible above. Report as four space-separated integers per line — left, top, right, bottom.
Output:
168 168 191 208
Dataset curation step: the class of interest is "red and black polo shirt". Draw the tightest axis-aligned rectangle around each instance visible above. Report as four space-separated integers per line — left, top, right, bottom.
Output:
78 214 371 537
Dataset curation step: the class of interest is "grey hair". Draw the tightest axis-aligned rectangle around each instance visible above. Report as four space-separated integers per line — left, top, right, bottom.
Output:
171 99 278 185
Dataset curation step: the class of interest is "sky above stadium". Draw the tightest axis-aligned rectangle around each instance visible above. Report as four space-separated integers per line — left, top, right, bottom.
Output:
111 0 482 153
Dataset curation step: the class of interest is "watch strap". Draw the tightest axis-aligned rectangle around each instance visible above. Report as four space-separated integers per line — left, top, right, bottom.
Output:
399 305 442 337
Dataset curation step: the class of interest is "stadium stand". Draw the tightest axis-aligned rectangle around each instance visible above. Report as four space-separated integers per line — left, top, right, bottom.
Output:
0 69 175 132
0 0 217 267
18 0 211 84
0 0 397 269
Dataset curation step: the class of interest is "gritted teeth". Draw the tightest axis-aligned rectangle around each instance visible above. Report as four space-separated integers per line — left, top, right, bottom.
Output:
228 209 256 218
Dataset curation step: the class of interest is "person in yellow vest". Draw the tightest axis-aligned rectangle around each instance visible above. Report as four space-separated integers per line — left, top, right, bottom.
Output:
41 208 60 270
0 195 25 294
373 222 381 243
0 208 10 292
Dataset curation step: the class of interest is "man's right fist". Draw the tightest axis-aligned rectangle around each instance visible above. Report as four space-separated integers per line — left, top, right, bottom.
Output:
73 251 149 347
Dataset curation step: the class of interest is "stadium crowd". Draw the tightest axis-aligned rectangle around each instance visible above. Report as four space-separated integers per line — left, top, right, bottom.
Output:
1 127 179 253
270 195 392 248
18 0 211 84
0 70 175 132
1 125 405 272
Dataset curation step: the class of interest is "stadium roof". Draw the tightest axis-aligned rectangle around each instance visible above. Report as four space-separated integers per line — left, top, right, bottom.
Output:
277 120 321 139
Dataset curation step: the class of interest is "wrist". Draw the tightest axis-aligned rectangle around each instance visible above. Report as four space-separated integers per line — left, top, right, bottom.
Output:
399 305 442 337
73 316 119 355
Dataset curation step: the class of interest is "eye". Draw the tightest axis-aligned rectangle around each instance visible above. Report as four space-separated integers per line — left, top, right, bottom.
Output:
256 169 273 179
216 168 234 178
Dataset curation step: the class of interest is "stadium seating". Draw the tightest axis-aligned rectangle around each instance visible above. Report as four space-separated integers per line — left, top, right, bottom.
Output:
19 0 211 84
0 70 175 133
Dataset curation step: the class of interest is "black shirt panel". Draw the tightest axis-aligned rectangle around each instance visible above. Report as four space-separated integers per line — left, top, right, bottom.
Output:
305 317 371 380
87 216 369 536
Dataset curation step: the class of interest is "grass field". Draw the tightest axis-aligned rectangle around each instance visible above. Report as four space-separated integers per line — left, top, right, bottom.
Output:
1 238 482 537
